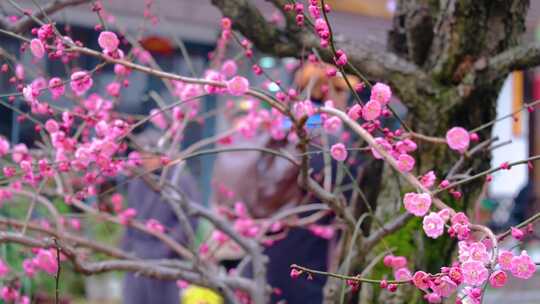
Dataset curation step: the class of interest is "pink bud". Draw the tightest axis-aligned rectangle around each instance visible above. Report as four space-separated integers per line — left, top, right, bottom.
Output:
290 268 302 279
489 270 507 288
387 284 397 292
511 227 525 240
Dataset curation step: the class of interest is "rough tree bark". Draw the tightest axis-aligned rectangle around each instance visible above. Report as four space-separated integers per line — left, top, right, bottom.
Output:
212 0 535 303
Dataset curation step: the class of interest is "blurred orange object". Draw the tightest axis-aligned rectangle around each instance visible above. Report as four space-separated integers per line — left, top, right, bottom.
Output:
140 36 174 55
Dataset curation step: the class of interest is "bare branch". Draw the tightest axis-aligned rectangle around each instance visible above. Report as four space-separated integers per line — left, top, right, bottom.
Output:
3 0 92 33
482 42 540 83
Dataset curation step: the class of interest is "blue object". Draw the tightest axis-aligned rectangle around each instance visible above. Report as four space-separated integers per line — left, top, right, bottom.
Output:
283 113 322 130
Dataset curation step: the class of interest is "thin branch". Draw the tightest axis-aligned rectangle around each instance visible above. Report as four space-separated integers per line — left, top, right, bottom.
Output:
290 264 410 285
4 0 92 33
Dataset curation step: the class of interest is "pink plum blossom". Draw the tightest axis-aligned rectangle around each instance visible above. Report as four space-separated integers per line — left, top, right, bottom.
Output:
323 116 342 134
370 82 392 104
431 276 457 298
70 71 93 96
461 260 488 286
0 137 9 156
371 137 392 159
403 192 432 216
226 76 249 96
98 31 120 52
423 212 444 238
412 271 430 290
33 249 58 275
362 99 382 121
221 60 238 77
446 127 470 152
498 250 514 271
420 170 436 188
330 143 348 161
510 251 536 279
48 77 65 99
394 268 412 281
397 153 415 172
347 104 362 120
30 39 45 58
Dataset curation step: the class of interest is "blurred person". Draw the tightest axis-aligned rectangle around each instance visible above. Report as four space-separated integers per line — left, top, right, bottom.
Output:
211 62 361 303
121 128 201 304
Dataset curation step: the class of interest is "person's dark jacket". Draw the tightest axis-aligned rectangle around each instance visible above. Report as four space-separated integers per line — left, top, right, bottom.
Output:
121 170 200 304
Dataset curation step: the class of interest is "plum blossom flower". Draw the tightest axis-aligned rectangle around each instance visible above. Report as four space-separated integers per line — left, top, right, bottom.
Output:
347 104 362 120
33 249 58 275
451 212 469 225
23 84 40 103
489 270 507 288
420 171 436 188
0 137 9 157
403 192 432 216
221 59 237 77
371 137 392 159
383 255 394 267
395 139 417 153
98 31 120 52
458 241 489 263
1 287 18 302
394 268 412 281
498 250 514 271
106 81 121 97
226 76 249 96
510 250 536 279
446 127 470 152
447 266 463 285
461 260 488 285
70 71 93 96
412 271 430 290
48 77 65 99
424 293 441 303
397 153 415 172
30 39 45 58
423 212 444 238
390 256 407 269
12 143 28 163
324 116 342 134
362 99 381 121
431 276 457 298
370 82 392 105
330 143 347 161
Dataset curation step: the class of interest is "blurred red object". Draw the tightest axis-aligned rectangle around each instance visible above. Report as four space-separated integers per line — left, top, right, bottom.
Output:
140 36 174 55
